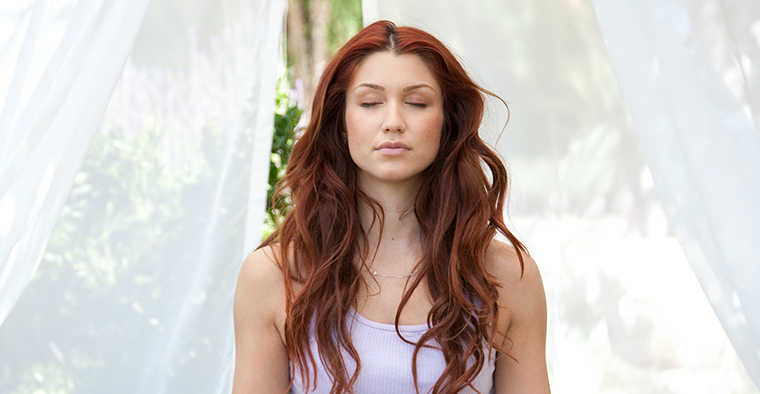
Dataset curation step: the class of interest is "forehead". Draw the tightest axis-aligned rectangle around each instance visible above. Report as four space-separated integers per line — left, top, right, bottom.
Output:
350 52 440 91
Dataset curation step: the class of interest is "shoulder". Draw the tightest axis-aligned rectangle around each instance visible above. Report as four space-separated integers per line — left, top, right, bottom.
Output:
485 238 541 288
486 242 551 392
234 245 286 328
232 245 292 392
485 239 546 334
237 244 284 294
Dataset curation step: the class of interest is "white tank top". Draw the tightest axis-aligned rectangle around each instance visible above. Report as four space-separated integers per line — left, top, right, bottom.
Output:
290 307 495 394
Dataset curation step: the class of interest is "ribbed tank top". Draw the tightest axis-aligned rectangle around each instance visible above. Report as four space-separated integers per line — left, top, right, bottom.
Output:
290 307 495 394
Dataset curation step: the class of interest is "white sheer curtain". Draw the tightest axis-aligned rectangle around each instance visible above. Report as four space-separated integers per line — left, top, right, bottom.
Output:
0 0 284 392
0 0 151 328
592 0 760 388
366 0 758 392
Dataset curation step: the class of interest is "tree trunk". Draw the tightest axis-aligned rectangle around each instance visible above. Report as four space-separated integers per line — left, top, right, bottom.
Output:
286 0 313 112
309 0 332 82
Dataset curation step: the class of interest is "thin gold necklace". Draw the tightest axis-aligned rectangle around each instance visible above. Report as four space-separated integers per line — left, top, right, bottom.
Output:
366 265 419 279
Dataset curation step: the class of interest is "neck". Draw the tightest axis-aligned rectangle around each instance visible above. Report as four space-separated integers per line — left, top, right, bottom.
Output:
357 176 423 271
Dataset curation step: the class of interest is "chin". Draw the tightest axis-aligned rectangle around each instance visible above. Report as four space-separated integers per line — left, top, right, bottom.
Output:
357 165 430 186
378 173 425 185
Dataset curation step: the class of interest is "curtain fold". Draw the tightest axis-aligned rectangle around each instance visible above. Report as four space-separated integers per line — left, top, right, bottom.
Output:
0 0 152 327
244 0 285 253
0 0 285 392
591 0 760 387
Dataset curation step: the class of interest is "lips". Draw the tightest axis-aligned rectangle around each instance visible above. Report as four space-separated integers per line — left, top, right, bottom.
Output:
376 141 410 150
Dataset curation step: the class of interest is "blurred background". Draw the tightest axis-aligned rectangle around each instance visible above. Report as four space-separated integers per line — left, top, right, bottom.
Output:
1 0 758 393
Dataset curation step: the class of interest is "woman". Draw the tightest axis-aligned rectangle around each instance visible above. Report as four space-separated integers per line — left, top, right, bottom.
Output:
233 20 550 394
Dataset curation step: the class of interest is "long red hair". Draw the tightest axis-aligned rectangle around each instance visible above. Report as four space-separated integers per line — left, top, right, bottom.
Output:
261 20 526 394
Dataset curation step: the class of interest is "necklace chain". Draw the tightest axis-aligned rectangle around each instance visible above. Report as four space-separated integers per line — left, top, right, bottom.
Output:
367 265 419 279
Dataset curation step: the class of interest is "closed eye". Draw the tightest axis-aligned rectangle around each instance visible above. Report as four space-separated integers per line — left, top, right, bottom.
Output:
407 102 428 108
360 102 381 108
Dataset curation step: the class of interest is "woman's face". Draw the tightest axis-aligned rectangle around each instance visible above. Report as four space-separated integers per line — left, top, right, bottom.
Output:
345 51 444 188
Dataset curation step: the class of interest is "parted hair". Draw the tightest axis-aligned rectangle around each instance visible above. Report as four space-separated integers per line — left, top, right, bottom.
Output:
261 20 526 394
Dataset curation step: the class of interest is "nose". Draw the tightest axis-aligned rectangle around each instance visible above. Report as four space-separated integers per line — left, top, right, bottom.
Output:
382 102 405 133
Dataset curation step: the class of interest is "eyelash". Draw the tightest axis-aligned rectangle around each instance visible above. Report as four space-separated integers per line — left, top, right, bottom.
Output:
359 102 428 108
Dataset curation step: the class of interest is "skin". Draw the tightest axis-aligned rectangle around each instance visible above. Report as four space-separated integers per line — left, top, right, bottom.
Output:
232 52 550 394
345 51 443 189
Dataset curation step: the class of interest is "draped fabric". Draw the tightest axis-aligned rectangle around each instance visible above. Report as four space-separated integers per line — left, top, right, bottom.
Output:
0 0 151 329
0 0 284 392
366 0 759 392
592 0 760 387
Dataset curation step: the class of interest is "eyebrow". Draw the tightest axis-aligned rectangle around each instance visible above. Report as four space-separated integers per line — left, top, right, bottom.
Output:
354 83 436 92
355 83 384 91
403 84 435 92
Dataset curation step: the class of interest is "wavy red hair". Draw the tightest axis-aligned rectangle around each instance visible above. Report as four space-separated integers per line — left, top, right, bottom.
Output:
261 20 526 394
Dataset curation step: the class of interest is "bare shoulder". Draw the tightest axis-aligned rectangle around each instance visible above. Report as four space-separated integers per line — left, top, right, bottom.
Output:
487 239 551 393
238 244 284 284
485 239 547 333
232 244 290 393
485 238 543 290
234 245 286 317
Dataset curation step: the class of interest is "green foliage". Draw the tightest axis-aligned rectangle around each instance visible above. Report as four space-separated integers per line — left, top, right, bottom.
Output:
263 75 301 240
40 121 206 292
0 100 250 393
3 362 74 394
327 0 363 55
263 0 360 239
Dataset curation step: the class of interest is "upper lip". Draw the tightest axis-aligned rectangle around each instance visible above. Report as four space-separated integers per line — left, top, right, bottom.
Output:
376 141 410 150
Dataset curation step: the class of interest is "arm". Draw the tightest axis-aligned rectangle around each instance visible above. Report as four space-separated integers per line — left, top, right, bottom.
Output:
489 242 551 394
232 247 291 394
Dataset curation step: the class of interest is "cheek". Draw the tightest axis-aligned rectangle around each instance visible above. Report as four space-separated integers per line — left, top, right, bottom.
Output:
426 114 444 150
345 112 378 152
344 110 363 161
344 109 363 140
